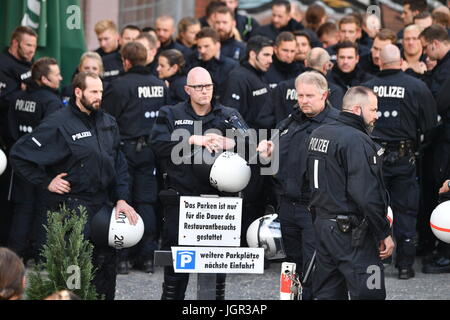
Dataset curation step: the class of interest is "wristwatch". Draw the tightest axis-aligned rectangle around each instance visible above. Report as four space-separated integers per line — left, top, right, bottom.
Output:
447 181 450 189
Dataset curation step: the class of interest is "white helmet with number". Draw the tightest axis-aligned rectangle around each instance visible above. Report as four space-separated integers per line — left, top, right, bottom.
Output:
430 201 450 243
91 206 145 249
0 149 7 176
209 151 251 193
246 214 286 260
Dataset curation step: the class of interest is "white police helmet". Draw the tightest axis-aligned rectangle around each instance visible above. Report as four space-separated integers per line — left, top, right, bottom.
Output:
209 151 251 193
246 214 286 260
91 206 144 249
0 149 7 176
430 201 450 243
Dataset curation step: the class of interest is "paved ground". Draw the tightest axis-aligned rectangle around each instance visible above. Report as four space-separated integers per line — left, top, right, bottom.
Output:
115 257 450 300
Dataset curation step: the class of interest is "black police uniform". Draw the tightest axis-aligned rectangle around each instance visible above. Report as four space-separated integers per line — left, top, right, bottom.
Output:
358 53 380 76
363 69 437 276
7 82 64 259
426 51 450 98
9 101 129 300
421 76 450 273
101 51 124 83
328 64 373 93
102 65 170 271
257 69 344 129
187 54 238 101
220 61 272 129
220 36 246 62
150 100 247 300
273 104 339 299
307 111 391 300
0 48 33 246
264 55 304 89
157 38 192 63
164 73 188 104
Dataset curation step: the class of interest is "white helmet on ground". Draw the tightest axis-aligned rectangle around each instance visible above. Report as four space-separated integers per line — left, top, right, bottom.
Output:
430 201 450 243
0 149 7 176
91 206 144 249
246 214 286 260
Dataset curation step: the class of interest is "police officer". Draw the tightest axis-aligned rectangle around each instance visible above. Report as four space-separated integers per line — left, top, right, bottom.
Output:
102 41 170 274
0 26 37 247
265 31 304 89
155 15 192 61
257 72 339 299
187 27 238 101
419 25 450 271
8 57 64 260
358 29 397 76
307 86 395 300
266 47 343 127
221 35 273 129
136 32 159 77
363 44 437 279
9 71 138 300
219 0 260 42
150 67 244 300
328 41 373 93
211 6 246 62
157 49 189 104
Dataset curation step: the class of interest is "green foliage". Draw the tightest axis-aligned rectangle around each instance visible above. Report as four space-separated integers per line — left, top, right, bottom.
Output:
26 205 100 300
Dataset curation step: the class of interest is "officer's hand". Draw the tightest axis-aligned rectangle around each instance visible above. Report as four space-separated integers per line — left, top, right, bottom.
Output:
205 133 235 152
115 200 138 225
379 235 395 259
439 180 450 194
48 173 71 194
257 140 273 159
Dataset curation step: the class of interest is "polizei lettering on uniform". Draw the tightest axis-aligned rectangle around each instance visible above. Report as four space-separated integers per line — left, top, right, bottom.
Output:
252 88 268 96
174 119 194 126
72 131 92 141
286 88 297 100
15 99 36 113
138 86 164 98
372 86 405 98
309 137 330 153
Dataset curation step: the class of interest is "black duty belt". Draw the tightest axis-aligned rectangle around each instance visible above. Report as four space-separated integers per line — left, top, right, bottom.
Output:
379 140 416 164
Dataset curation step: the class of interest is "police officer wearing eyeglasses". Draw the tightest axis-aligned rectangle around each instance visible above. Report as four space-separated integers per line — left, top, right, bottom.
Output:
150 67 246 300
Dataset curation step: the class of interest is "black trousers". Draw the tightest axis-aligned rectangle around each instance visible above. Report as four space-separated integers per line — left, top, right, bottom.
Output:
36 194 117 300
118 142 158 263
383 157 419 268
8 174 42 259
312 217 386 300
279 200 316 298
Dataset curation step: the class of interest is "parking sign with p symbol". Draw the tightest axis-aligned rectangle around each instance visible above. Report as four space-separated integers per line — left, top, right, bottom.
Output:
176 250 196 269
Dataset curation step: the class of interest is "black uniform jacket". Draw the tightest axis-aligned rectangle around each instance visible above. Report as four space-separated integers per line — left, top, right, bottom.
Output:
150 100 246 196
273 105 339 203
220 61 271 129
102 65 170 140
307 112 391 242
9 102 129 203
8 82 64 141
362 69 437 142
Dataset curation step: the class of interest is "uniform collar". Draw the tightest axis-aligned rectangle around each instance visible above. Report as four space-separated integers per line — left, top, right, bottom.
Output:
377 68 403 76
3 47 33 67
184 100 222 120
292 104 331 123
337 111 369 135
241 60 265 77
127 65 153 75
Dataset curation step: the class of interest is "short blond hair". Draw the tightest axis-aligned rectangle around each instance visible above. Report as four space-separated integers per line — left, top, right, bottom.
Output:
295 71 328 94
94 19 118 35
79 51 104 75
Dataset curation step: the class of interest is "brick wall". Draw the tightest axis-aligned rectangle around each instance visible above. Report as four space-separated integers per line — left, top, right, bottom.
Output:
195 0 212 18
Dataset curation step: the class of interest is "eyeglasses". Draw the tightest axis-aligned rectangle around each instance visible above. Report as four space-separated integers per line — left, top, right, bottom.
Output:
186 84 214 92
